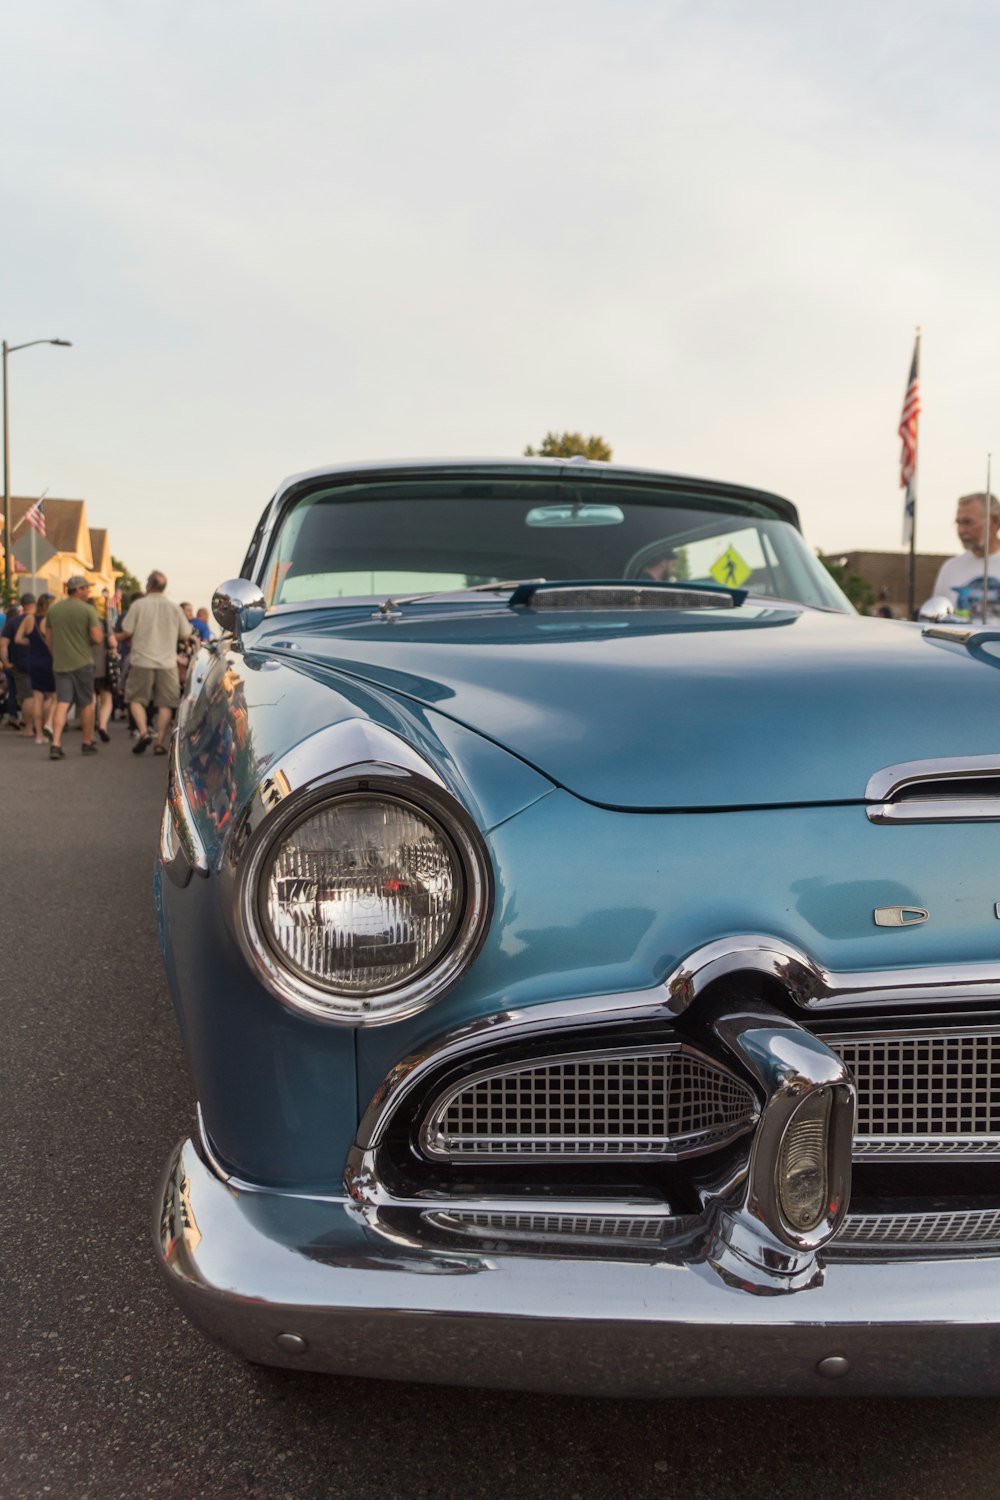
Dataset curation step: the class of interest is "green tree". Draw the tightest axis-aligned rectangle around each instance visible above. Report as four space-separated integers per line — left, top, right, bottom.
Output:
523 431 613 462
112 555 142 602
819 555 875 614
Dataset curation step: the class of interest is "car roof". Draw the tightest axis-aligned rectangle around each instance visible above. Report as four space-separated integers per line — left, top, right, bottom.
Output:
268 457 802 530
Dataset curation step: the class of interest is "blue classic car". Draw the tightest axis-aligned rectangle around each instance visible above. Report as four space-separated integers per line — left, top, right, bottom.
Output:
155 458 1000 1395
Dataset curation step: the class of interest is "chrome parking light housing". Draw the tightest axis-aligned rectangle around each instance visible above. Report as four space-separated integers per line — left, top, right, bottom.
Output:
688 997 857 1293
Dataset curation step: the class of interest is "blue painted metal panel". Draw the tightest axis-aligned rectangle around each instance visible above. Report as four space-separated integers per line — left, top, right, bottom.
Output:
249 606 1000 809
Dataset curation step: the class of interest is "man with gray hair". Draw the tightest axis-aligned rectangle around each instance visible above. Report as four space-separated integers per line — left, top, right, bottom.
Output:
932 491 1000 622
118 570 192 755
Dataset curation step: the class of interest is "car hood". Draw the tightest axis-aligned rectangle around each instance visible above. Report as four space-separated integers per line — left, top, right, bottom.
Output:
256 604 1000 810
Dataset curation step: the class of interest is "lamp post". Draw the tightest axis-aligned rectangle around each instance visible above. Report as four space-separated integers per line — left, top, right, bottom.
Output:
2 337 72 599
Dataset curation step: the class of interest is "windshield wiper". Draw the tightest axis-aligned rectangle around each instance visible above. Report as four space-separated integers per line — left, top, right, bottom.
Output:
372 579 546 619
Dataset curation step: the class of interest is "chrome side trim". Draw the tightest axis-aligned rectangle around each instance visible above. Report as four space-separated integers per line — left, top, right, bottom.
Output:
159 802 190 887
162 713 209 883
866 754 1000 824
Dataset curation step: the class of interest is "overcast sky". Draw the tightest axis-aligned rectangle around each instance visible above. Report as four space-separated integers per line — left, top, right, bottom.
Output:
3 0 998 606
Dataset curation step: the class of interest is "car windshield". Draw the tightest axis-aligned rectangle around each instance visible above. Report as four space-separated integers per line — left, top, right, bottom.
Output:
259 476 851 612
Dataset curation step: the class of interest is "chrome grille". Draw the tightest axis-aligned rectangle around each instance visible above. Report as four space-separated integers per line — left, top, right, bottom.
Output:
828 1027 1000 1160
424 1210 668 1245
836 1208 1000 1252
419 1044 758 1161
430 1206 1000 1256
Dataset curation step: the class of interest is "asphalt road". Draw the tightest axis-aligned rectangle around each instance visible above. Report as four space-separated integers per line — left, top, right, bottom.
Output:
5 721 1000 1500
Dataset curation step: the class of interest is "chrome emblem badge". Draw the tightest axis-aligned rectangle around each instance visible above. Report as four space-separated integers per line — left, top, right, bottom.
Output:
874 906 929 927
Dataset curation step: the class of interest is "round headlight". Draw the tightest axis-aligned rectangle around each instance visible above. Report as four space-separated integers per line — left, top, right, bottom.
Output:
257 793 474 1010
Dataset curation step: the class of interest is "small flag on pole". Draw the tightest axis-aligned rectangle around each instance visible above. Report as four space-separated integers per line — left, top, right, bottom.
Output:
899 333 921 546
23 496 46 538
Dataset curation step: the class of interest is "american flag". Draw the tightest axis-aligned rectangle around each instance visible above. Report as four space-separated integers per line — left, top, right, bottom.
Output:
899 334 921 546
23 496 46 538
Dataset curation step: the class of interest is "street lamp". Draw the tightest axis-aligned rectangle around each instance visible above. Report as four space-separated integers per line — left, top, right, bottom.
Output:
2 337 73 598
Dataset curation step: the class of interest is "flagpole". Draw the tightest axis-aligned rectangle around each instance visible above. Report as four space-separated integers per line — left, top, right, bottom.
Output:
907 485 917 619
983 454 992 625
906 327 921 619
905 325 923 618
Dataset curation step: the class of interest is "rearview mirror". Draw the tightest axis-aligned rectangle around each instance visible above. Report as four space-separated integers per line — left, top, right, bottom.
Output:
212 578 267 646
525 504 625 528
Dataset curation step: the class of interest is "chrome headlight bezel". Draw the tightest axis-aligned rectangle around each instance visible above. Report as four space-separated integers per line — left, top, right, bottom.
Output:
227 755 493 1026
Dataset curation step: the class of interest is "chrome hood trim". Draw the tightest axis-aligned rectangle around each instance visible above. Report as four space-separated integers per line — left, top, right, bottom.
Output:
866 754 1000 825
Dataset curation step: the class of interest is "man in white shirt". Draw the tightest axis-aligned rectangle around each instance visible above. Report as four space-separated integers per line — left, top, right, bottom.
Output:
118 570 193 755
932 492 1000 622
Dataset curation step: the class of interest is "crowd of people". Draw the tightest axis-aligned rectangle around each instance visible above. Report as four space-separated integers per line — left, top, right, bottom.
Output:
0 572 214 758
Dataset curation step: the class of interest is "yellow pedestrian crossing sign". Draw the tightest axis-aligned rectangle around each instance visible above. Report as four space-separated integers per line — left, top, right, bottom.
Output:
710 546 751 589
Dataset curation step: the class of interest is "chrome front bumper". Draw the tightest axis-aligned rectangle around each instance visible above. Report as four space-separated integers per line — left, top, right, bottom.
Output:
155 1137 1000 1396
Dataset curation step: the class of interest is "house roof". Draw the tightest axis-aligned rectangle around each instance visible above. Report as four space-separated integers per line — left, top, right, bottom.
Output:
89 527 111 574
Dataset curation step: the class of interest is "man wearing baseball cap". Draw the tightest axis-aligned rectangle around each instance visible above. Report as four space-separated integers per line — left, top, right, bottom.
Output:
42 576 103 759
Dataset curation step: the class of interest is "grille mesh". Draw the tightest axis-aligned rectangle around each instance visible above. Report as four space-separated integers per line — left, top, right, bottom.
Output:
836 1208 1000 1250
428 1207 1000 1253
422 1047 757 1160
829 1029 1000 1159
425 1210 667 1244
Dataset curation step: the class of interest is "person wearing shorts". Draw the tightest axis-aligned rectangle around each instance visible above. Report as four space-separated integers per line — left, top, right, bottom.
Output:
118 570 193 756
43 577 103 759
15 594 56 742
9 592 37 738
92 609 119 743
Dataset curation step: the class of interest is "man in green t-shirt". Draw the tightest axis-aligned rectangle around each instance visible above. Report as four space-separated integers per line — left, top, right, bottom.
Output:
42 576 103 760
